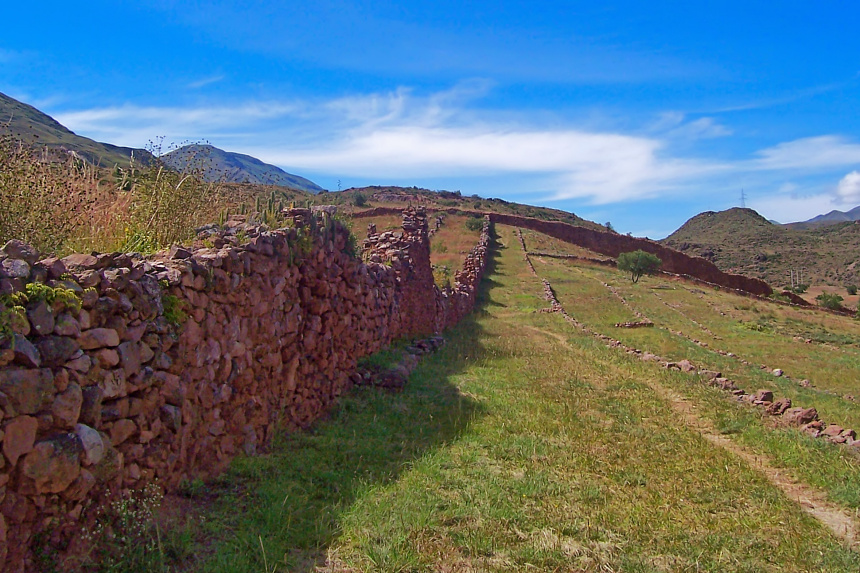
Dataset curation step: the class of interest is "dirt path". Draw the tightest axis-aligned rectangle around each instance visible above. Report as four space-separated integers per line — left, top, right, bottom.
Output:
648 379 860 550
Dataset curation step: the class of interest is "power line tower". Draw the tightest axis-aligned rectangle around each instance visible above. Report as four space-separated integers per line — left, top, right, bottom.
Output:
740 189 747 208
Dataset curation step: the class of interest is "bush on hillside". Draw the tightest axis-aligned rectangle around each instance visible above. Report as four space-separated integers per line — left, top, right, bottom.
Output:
848 285 857 295
465 217 484 232
791 284 809 294
617 250 662 283
816 292 844 310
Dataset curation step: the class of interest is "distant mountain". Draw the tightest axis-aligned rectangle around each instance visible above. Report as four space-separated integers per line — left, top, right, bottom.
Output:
784 206 860 229
161 144 325 193
662 207 860 288
0 91 148 167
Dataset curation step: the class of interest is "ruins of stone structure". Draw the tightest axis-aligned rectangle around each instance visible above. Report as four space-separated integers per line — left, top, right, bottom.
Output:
0 207 491 571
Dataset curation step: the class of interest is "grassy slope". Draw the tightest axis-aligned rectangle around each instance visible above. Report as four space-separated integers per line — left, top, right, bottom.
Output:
662 207 860 289
0 91 146 167
171 225 860 573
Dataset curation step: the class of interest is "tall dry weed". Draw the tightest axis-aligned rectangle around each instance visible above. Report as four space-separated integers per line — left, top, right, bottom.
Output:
0 132 104 254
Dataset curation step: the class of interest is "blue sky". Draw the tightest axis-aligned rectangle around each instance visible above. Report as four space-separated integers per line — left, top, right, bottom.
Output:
3 1 860 237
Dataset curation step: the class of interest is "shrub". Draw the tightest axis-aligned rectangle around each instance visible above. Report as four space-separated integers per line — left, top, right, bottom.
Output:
815 292 844 310
465 217 484 232
792 284 809 294
353 192 367 207
848 285 857 295
617 250 662 283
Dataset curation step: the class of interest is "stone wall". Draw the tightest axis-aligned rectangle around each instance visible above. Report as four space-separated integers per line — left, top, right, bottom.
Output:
0 208 491 572
353 208 774 297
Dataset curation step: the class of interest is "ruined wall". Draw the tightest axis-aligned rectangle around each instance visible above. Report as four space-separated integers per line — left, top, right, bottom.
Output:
352 208 774 297
0 208 491 572
485 213 774 297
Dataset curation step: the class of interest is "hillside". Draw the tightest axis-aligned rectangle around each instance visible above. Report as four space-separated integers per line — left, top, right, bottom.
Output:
0 91 147 167
663 207 860 288
311 186 607 231
161 144 325 192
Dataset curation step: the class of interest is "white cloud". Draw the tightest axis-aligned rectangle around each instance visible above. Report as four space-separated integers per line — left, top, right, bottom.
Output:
837 171 860 203
47 85 860 210
753 136 860 170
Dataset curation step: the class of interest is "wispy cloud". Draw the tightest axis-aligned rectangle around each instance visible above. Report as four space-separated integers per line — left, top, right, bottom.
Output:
187 75 226 89
49 85 860 210
713 74 860 114
752 136 860 170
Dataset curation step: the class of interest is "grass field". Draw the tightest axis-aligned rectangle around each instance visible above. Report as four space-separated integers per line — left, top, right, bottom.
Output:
149 224 860 573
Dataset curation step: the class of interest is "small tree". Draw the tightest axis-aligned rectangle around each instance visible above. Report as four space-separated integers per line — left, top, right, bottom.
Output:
617 250 662 283
848 285 857 296
816 292 844 310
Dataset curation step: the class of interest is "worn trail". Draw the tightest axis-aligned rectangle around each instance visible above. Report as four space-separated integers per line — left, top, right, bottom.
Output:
515 226 860 551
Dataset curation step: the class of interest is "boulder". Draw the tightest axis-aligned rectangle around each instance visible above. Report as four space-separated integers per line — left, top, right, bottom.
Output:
2 240 39 265
783 407 818 427
79 328 120 350
110 419 137 446
677 359 696 373
753 389 774 403
21 434 82 494
821 424 844 438
0 368 55 415
26 300 55 336
74 423 105 466
53 313 81 337
0 258 30 279
2 415 39 466
11 335 41 368
765 397 791 416
34 336 79 367
51 382 83 429
79 386 104 427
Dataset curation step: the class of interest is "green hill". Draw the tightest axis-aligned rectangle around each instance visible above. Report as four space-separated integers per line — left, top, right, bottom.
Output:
161 144 326 193
0 91 147 167
663 207 860 288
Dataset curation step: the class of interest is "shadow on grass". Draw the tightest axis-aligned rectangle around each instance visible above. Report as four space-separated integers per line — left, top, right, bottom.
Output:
177 236 504 573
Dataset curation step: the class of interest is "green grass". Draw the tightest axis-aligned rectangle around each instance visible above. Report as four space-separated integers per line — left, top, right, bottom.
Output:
169 226 860 572
530 247 860 517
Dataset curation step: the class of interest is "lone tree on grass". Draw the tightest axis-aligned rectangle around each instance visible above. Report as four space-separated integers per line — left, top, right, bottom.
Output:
617 250 662 283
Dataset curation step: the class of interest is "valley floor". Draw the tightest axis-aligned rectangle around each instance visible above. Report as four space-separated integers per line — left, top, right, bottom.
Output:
164 225 860 572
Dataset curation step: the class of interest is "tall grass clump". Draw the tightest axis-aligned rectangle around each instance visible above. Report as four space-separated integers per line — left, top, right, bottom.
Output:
0 131 102 254
0 131 230 255
118 158 221 253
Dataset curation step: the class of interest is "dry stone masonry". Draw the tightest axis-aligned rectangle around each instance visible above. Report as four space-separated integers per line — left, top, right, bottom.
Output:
0 207 492 572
